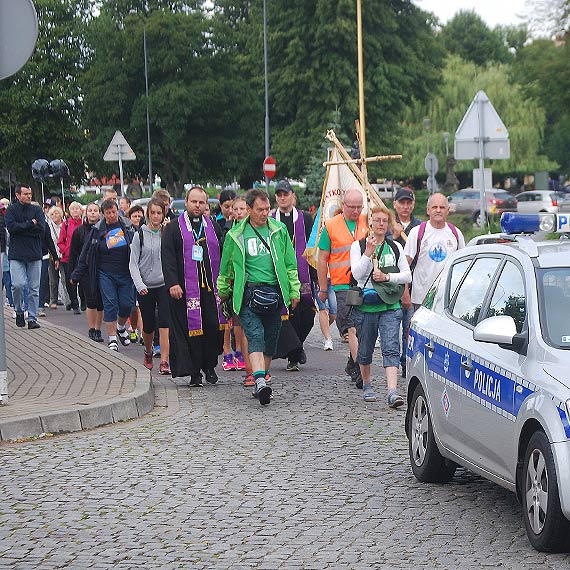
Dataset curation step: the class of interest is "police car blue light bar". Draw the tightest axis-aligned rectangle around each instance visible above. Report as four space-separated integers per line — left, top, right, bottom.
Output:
500 212 569 234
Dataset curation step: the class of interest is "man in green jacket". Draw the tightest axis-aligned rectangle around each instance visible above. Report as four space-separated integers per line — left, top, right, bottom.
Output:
218 188 301 405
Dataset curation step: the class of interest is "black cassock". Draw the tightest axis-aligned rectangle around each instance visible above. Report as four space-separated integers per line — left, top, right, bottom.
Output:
161 216 224 378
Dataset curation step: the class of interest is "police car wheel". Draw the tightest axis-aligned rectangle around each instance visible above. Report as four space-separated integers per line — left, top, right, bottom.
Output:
521 430 570 552
408 383 456 483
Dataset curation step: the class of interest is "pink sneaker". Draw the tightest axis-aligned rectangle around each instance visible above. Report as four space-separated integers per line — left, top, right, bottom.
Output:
233 351 246 370
222 353 236 371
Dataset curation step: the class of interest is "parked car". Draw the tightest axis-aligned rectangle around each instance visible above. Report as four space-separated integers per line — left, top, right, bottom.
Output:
516 191 570 214
448 188 517 226
170 197 219 216
406 231 570 552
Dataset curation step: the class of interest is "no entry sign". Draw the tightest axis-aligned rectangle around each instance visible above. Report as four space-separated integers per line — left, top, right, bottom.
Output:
263 156 276 179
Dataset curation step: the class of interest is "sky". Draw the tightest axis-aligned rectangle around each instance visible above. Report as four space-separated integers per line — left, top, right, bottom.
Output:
412 0 530 29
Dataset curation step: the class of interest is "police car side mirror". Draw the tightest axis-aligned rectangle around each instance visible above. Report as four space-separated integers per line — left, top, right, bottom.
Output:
473 316 528 355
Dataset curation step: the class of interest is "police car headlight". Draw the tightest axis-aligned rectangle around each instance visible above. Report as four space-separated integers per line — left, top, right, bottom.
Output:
539 213 556 233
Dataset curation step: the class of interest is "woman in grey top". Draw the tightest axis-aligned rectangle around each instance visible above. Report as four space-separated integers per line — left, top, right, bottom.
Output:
129 197 171 374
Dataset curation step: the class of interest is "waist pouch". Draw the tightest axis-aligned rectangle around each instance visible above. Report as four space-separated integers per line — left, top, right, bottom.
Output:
245 284 283 314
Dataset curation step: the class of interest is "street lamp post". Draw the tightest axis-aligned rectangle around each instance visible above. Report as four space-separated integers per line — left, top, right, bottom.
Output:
423 118 431 154
263 0 270 194
143 23 152 191
443 131 450 157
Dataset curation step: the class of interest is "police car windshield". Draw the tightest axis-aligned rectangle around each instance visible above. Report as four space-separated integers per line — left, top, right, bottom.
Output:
538 268 570 349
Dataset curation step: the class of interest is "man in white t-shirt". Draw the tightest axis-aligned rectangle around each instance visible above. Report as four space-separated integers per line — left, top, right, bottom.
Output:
404 193 465 309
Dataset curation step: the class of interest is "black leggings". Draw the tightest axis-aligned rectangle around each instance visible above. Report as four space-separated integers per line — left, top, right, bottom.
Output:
137 286 169 333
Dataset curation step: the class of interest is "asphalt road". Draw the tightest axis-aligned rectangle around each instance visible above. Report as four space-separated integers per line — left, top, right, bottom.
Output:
1 309 569 568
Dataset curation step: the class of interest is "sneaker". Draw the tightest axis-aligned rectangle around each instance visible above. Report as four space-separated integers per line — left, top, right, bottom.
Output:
117 328 131 346
153 345 161 358
222 353 236 371
88 328 96 341
73 307 81 315
323 338 334 351
159 361 171 375
15 313 25 327
233 351 246 370
143 351 153 370
93 330 104 343
298 349 307 365
387 393 405 409
189 373 203 387
28 320 40 330
129 331 139 343
243 373 255 387
108 340 119 351
363 385 377 402
253 379 272 405
66 303 72 311
38 309 46 318
286 360 299 372
205 369 218 384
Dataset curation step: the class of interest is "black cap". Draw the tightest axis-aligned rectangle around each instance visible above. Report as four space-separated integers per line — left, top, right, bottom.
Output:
394 188 415 202
275 180 293 194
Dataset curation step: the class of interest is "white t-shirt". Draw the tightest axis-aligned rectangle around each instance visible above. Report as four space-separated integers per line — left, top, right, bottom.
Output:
404 222 465 304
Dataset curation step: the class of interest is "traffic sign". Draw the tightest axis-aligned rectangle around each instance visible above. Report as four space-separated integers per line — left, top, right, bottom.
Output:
454 90 510 160
103 130 136 162
263 156 276 179
425 153 439 176
0 0 38 80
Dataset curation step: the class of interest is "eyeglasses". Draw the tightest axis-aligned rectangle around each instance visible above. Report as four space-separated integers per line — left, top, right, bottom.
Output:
344 204 363 210
371 218 389 224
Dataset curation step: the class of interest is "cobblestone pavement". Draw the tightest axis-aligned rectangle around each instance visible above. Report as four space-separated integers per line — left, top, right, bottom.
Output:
1 323 569 569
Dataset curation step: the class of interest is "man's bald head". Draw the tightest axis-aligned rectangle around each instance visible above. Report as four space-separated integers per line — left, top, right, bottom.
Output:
342 189 364 221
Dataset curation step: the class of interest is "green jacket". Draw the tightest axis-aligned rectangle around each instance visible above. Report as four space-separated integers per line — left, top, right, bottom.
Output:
217 216 301 315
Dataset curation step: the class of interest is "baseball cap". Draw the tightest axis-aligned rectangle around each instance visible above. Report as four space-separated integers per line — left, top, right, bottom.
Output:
275 180 293 194
43 198 56 207
394 188 415 202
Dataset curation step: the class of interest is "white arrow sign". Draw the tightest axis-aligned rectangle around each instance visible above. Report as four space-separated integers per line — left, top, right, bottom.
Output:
454 90 510 160
103 130 136 197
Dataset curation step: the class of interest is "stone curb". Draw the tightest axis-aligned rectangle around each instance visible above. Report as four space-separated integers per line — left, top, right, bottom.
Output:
0 320 155 442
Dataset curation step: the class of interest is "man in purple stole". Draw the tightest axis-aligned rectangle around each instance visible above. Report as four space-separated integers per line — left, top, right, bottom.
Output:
273 180 316 371
161 186 226 386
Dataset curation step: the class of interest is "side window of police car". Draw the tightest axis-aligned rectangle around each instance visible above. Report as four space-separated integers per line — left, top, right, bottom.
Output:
450 257 502 327
486 261 526 333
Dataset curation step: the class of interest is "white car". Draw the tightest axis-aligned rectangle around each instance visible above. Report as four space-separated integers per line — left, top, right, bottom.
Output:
516 191 570 214
406 215 570 551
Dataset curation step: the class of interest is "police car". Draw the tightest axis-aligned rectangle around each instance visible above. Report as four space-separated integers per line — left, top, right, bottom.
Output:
405 212 570 552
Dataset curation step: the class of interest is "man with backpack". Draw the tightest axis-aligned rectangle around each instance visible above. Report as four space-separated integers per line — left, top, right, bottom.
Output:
404 193 465 311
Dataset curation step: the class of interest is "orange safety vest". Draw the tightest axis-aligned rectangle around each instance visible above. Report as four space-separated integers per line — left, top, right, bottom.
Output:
325 213 368 286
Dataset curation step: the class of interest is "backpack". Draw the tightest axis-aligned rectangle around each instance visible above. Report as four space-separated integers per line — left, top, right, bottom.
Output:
410 221 459 271
137 227 144 261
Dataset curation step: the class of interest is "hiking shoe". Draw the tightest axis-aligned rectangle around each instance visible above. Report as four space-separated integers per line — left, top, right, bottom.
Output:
88 328 96 341
323 338 334 351
108 340 119 352
243 373 255 387
73 307 81 315
189 373 203 387
286 360 300 372
222 353 236 371
159 361 171 375
129 331 139 343
28 320 40 330
93 329 104 343
363 385 377 402
253 379 272 405
205 369 218 384
233 351 246 370
15 313 25 327
143 351 153 370
298 349 307 365
117 328 131 346
388 393 405 409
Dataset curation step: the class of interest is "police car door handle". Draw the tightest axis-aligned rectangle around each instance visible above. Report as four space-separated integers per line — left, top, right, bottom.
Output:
425 339 435 353
461 357 473 372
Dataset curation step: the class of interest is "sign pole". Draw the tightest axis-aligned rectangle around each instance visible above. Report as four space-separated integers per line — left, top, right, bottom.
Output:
356 0 366 159
118 145 124 197
263 0 270 195
477 95 487 231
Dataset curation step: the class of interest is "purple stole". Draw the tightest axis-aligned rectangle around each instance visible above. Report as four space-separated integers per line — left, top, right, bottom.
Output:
273 208 312 304
178 213 227 337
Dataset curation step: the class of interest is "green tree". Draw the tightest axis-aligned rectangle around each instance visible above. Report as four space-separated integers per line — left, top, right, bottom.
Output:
385 55 556 181
440 10 511 66
0 0 92 187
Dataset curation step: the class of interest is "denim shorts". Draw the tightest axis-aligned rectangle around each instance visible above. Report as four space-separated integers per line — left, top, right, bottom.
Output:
353 307 402 367
239 305 283 356
312 279 337 315
99 271 135 322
